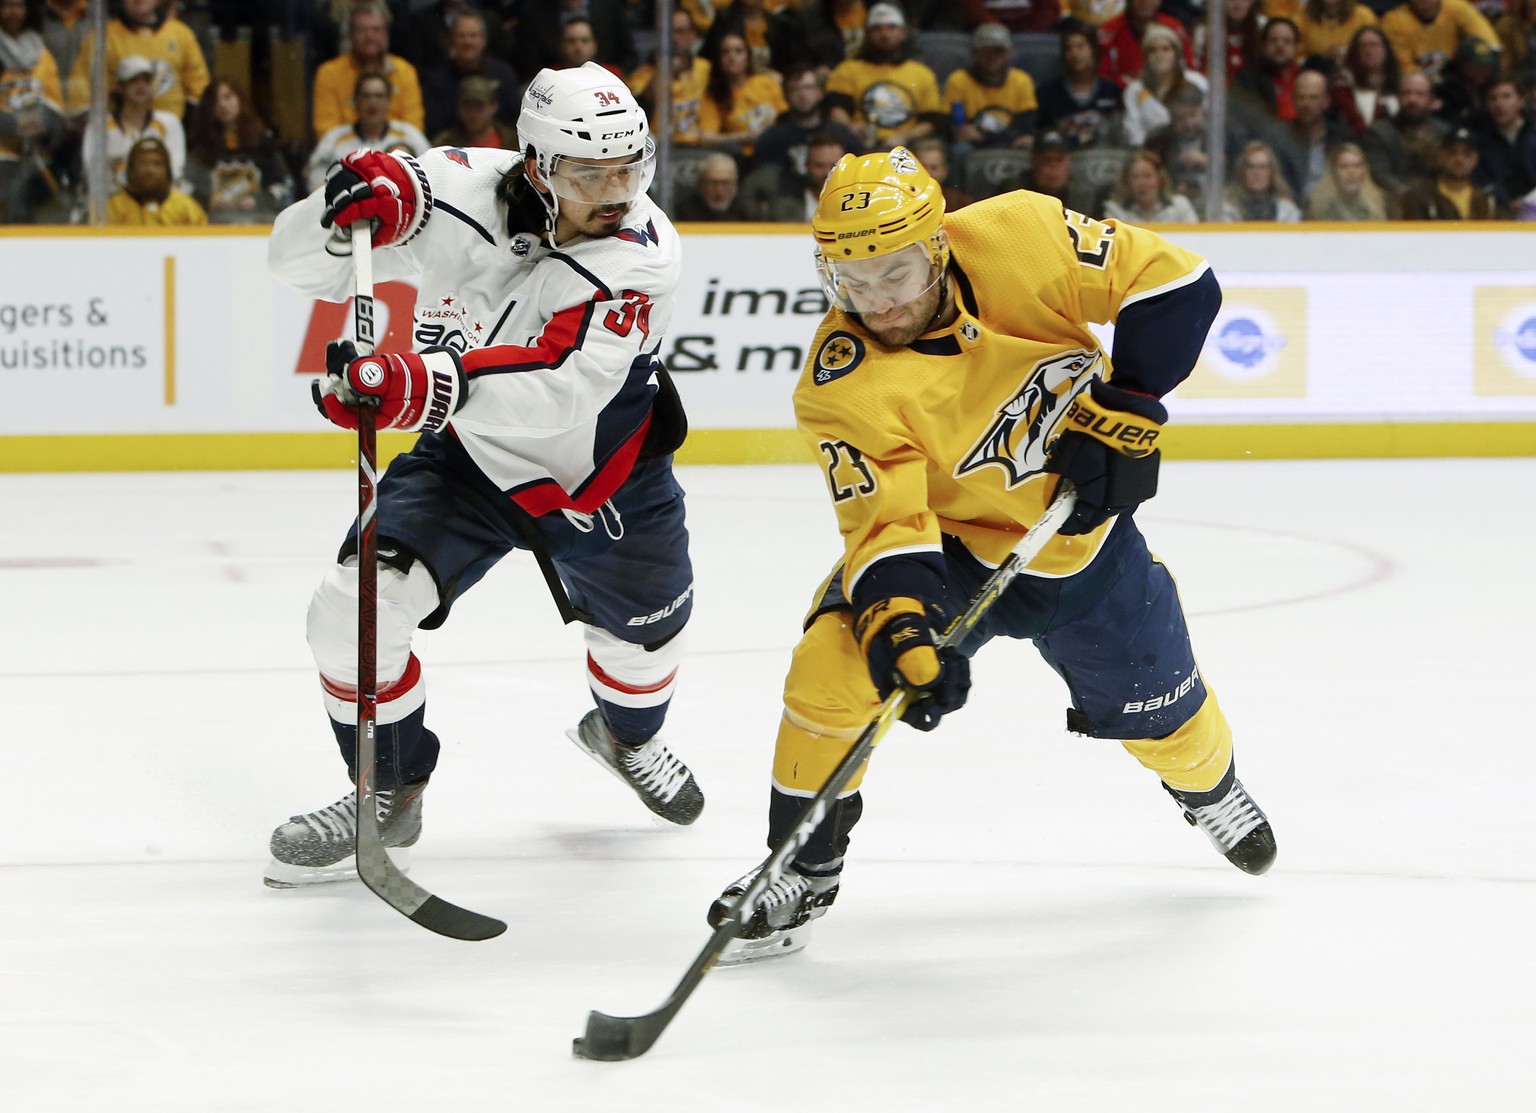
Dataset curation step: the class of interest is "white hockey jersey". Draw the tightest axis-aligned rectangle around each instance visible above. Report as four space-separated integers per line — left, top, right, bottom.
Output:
268 146 683 516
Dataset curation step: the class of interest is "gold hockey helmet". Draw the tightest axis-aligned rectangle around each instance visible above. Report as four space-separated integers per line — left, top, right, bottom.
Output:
812 147 950 314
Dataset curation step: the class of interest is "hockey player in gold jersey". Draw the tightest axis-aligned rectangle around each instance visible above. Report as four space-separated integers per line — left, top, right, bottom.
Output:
709 147 1276 964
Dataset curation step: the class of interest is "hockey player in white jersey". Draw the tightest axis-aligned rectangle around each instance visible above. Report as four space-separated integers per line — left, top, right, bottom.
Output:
263 63 702 887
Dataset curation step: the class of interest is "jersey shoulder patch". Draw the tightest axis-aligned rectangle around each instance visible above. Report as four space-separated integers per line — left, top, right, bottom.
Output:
813 330 865 385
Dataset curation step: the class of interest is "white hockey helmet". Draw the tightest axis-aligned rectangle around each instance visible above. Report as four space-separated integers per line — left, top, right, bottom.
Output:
517 62 656 206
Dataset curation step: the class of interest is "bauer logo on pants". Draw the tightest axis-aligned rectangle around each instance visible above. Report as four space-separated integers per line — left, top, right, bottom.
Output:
1183 288 1307 399
1473 286 1536 396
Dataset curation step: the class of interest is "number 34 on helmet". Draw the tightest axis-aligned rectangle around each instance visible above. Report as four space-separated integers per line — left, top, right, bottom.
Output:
812 147 951 315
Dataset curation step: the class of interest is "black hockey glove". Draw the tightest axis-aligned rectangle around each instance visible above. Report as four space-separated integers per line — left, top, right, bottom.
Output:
1044 378 1167 536
855 596 971 732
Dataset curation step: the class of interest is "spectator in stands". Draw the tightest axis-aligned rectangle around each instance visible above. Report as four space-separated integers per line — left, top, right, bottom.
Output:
1103 148 1199 220
395 0 512 77
1220 138 1302 219
1470 76 1536 208
1380 0 1498 82
1020 128 1099 209
699 30 788 158
963 0 1062 33
305 70 429 192
41 0 86 83
707 0 779 75
1036 22 1125 146
311 2 424 139
752 65 865 175
432 74 517 148
944 22 1040 153
675 150 751 220
1275 68 1350 200
1399 125 1508 215
106 133 204 224
1435 34 1499 123
767 0 867 74
1330 25 1400 135
742 129 849 219
1145 82 1216 206
421 9 519 139
911 134 977 208
1097 0 1191 87
1496 0 1536 94
1122 22 1208 144
1233 16 1302 122
1305 139 1391 217
824 3 944 147
560 16 622 78
510 0 636 78
81 55 185 187
1296 0 1377 68
0 0 66 223
628 7 711 146
1191 0 1265 81
67 0 208 119
184 76 292 224
1362 70 1450 192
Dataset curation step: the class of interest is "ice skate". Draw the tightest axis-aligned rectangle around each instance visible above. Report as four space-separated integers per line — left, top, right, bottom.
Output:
263 780 427 888
1166 776 1276 875
707 863 842 965
566 709 704 825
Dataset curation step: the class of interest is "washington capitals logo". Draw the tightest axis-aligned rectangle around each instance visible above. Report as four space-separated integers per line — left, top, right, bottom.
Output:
955 350 1101 487
443 148 471 168
616 219 661 247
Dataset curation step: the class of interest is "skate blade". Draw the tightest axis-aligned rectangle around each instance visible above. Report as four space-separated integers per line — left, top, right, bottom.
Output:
262 846 411 889
716 922 813 967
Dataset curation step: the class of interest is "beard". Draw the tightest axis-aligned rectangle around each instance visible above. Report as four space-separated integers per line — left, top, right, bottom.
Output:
852 281 945 348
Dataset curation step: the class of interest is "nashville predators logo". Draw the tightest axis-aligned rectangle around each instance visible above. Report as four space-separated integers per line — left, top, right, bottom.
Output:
955 350 1103 487
814 331 865 384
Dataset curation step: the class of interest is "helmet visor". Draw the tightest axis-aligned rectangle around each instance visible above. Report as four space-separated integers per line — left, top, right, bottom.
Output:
547 142 657 205
817 242 943 316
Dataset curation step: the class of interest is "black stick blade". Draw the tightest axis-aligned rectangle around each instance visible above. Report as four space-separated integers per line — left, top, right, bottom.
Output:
411 895 507 941
572 1010 665 1062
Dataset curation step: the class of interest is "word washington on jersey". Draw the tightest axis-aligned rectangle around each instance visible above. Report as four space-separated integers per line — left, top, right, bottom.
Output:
263 63 702 889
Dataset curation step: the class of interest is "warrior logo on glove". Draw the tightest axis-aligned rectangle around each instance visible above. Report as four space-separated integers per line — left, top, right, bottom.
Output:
311 340 468 433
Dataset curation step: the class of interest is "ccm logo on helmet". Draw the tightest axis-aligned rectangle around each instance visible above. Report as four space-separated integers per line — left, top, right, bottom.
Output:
601 129 638 139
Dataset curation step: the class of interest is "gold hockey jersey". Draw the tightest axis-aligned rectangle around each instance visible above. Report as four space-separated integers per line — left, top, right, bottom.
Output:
793 188 1212 595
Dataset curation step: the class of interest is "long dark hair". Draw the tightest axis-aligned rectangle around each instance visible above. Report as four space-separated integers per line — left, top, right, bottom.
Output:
1344 25 1400 93
703 30 752 119
188 78 266 152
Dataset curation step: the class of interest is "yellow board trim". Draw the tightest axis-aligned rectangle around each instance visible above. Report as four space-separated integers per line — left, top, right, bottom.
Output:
0 422 1533 473
163 255 176 406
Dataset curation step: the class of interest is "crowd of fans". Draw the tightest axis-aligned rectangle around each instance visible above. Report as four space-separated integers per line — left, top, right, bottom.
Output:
1 0 1533 225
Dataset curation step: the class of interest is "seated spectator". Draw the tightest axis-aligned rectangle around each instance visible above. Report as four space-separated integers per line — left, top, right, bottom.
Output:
421 9 520 139
752 65 865 175
708 0 780 75
1036 22 1126 147
963 0 1062 33
509 0 636 79
742 130 848 220
1329 25 1400 136
311 2 424 139
560 16 623 78
1399 125 1508 216
1274 68 1350 201
911 135 977 208
1296 0 1377 68
432 75 516 148
1021 129 1101 211
41 0 87 82
1361 70 1449 192
1145 83 1216 206
824 3 944 147
1233 17 1302 123
1190 0 1265 81
394 0 512 76
1434 35 1498 124
81 55 185 187
944 23 1040 152
184 76 292 224
1380 0 1498 83
628 8 711 146
106 134 204 224
1122 23 1208 145
767 0 866 74
1097 0 1191 88
1469 77 1536 210
1220 138 1302 219
0 0 67 223
699 30 787 157
67 0 208 119
1103 148 1199 220
1496 0 1536 94
1305 139 1392 217
675 151 750 220
305 71 429 192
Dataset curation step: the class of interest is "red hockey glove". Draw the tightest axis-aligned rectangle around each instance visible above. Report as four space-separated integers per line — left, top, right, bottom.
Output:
1044 378 1166 535
320 150 431 247
311 340 466 432
855 596 971 732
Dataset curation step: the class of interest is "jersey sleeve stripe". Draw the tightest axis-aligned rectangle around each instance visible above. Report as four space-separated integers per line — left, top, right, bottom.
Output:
459 298 595 376
1117 259 1211 311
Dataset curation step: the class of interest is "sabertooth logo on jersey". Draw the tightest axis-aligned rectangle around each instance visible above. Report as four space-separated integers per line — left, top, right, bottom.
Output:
954 350 1102 488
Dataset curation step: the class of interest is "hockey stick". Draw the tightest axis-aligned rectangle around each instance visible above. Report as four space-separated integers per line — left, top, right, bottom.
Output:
572 483 1079 1061
349 223 506 942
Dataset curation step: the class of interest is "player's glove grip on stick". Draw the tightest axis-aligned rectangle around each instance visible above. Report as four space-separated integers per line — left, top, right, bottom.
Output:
320 149 432 247
1044 378 1166 535
312 339 467 432
856 596 971 732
